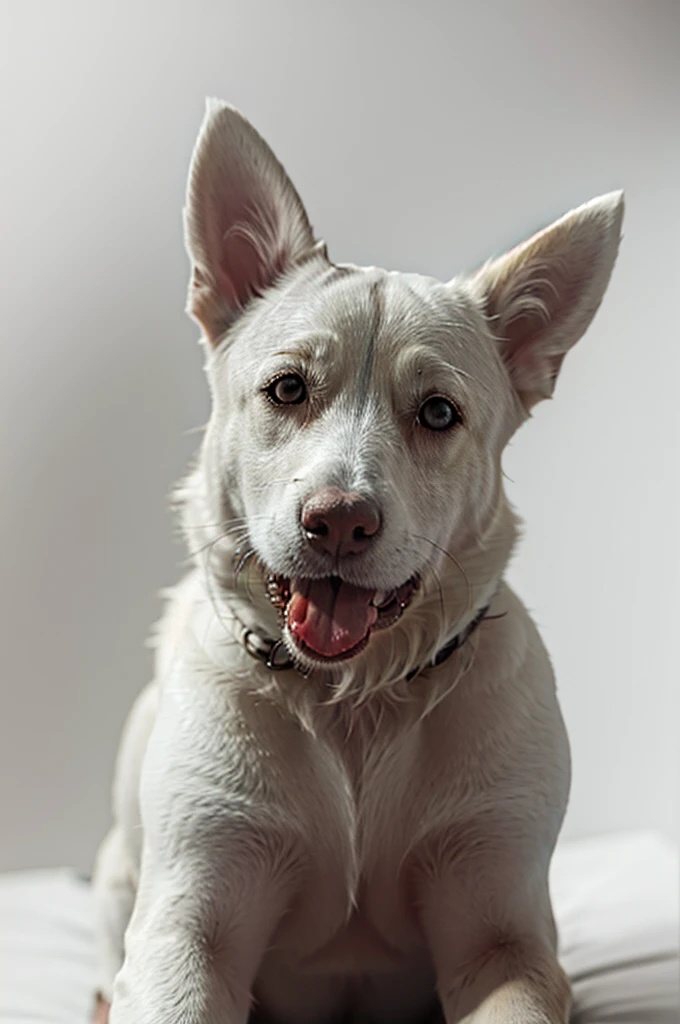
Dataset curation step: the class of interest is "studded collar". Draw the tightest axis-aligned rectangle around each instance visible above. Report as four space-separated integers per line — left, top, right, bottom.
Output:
227 592 497 680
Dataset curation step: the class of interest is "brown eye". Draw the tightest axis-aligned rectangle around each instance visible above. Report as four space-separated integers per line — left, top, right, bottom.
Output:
266 373 307 405
417 396 462 431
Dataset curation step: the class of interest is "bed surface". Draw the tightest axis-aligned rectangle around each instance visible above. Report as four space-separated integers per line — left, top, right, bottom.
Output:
0 830 677 1024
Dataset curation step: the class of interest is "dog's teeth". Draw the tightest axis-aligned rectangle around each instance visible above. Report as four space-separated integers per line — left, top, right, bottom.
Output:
373 589 393 608
265 575 290 611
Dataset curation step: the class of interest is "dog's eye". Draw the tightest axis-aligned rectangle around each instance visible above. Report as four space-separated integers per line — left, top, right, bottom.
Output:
417 396 462 432
266 373 307 405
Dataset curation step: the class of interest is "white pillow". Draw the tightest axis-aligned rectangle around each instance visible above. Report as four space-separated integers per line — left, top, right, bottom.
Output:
551 830 679 1021
0 868 95 1024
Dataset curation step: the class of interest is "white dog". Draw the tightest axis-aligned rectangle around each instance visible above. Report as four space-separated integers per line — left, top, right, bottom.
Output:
93 100 623 1024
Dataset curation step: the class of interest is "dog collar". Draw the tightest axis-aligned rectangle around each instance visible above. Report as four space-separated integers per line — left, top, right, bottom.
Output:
405 598 494 681
228 596 496 679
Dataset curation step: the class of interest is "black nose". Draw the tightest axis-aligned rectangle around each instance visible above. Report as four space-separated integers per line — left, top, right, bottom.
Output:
301 488 381 558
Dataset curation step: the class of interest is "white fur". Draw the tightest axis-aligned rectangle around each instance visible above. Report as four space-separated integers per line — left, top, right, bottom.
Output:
93 100 623 1024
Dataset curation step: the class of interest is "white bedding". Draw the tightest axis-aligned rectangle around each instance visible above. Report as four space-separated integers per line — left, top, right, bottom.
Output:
549 831 679 1021
0 831 678 1024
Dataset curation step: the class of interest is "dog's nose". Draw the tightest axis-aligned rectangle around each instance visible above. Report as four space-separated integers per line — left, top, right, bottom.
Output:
301 488 381 558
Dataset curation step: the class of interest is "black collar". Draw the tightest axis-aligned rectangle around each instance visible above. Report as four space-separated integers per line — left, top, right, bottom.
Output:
405 598 494 681
229 596 496 680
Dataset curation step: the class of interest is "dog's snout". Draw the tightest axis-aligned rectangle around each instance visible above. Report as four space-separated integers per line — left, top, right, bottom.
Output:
301 488 381 558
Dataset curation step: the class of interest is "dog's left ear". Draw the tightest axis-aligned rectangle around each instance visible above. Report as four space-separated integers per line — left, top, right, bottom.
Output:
184 99 322 344
469 192 624 412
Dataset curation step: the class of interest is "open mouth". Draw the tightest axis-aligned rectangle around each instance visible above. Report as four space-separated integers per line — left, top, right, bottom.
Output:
266 574 420 664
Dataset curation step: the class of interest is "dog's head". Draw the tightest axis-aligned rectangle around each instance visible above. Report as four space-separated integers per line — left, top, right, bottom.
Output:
182 100 622 678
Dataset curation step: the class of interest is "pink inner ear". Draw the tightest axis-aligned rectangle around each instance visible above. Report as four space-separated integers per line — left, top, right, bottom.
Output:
219 216 290 311
219 232 265 310
504 322 567 398
217 207 291 311
494 256 590 385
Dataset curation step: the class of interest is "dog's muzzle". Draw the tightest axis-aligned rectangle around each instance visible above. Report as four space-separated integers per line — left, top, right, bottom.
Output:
267 574 420 663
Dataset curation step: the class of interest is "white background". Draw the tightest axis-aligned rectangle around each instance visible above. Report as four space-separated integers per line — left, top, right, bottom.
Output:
1 0 678 872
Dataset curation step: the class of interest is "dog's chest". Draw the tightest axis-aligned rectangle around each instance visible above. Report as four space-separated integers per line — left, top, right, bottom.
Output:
270 705 432 966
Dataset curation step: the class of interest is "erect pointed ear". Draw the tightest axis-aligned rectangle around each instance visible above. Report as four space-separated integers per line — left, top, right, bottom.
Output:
184 99 323 344
468 192 624 412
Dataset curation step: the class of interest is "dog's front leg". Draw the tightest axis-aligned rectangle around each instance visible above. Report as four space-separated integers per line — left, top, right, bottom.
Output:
108 684 299 1024
109 850 292 1024
417 837 571 1024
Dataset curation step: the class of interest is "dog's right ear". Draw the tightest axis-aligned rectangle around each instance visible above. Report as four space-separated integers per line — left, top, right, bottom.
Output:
184 100 321 344
467 192 624 413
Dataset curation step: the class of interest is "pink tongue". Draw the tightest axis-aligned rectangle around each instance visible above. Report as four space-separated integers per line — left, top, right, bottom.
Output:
287 578 378 658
